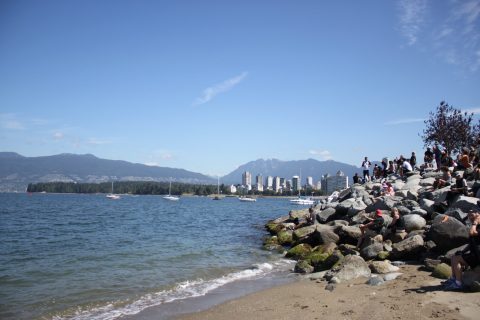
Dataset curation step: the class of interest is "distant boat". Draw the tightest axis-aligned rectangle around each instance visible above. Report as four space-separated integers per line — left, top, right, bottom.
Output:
212 176 223 200
239 196 256 202
163 179 179 201
106 181 121 200
289 197 314 205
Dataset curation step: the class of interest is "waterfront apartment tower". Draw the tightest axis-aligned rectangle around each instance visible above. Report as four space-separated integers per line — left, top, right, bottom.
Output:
242 171 252 188
266 176 273 190
322 171 349 195
255 174 264 192
306 176 314 188
273 176 281 193
292 175 301 192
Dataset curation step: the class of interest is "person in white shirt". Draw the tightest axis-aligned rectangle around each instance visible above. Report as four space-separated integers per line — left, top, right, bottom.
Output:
361 156 371 182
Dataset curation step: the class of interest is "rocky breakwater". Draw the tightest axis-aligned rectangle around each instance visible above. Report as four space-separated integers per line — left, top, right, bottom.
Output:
264 171 480 291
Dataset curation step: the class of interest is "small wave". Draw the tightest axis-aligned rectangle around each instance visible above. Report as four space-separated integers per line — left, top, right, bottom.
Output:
54 260 293 320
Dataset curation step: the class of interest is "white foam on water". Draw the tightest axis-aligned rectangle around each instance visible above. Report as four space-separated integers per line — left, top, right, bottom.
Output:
55 259 295 320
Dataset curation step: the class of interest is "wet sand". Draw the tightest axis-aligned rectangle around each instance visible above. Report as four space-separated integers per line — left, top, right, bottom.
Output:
175 264 480 320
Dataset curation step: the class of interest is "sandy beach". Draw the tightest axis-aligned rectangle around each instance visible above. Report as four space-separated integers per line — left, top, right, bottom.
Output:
175 264 479 320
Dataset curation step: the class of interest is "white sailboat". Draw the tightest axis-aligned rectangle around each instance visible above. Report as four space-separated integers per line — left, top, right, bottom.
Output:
163 179 179 201
239 196 256 202
289 170 314 205
106 181 121 200
212 176 223 200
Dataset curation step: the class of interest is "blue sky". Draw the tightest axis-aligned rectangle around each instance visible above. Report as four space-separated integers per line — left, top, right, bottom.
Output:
1 0 480 176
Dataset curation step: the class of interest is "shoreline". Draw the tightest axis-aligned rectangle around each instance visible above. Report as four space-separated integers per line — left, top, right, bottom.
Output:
173 264 479 320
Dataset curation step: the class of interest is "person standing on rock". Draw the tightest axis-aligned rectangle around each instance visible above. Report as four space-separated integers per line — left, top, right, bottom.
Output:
361 157 371 183
444 210 480 290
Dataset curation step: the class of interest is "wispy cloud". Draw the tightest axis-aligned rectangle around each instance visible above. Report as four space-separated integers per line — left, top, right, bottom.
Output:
397 0 428 46
384 118 426 125
431 0 480 72
309 149 333 160
464 107 480 114
193 72 248 106
53 132 64 140
86 138 111 145
0 113 25 130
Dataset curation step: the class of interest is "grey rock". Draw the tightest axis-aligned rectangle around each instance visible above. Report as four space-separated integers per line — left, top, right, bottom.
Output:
337 225 362 245
423 258 441 271
420 177 436 187
325 283 336 291
403 214 427 232
310 225 340 245
294 260 314 274
383 272 403 281
390 235 425 259
410 207 428 218
450 196 480 214
369 260 400 274
317 207 338 224
367 276 385 286
427 214 469 253
360 241 384 260
324 255 371 282
445 208 468 223
420 198 435 215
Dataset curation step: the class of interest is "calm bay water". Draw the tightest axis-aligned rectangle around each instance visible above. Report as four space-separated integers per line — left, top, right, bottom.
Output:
0 193 296 320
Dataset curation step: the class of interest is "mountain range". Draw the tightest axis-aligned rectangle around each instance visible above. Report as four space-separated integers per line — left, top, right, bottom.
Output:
0 152 363 192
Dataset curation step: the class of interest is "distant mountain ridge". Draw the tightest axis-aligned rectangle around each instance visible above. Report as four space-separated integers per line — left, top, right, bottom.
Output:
221 158 361 185
0 152 365 192
0 152 216 192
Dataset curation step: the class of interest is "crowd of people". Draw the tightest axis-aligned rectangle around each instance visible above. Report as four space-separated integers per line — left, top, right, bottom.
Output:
353 141 480 291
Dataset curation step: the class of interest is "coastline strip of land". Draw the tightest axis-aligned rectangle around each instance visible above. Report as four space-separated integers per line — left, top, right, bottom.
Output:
175 264 479 320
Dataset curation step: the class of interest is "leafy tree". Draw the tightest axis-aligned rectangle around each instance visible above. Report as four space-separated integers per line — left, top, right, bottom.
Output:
422 101 474 154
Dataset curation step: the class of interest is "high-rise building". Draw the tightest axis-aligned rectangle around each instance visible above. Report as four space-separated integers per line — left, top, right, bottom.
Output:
256 174 263 192
292 175 301 192
306 176 313 188
322 171 349 194
273 176 281 193
242 171 252 188
266 176 273 190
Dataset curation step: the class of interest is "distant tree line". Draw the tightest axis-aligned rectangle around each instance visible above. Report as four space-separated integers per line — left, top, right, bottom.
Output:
27 181 325 196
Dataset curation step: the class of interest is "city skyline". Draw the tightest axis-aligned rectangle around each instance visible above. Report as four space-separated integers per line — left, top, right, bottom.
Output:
1 1 479 176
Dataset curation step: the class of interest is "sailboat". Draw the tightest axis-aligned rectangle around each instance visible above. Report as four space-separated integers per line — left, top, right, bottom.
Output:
163 179 179 201
106 181 121 200
212 176 222 200
289 171 314 205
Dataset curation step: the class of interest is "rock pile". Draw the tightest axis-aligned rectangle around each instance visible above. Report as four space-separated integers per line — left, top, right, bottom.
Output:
264 171 480 291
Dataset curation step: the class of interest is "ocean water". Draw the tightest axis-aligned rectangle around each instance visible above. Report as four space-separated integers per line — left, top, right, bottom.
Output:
0 193 298 320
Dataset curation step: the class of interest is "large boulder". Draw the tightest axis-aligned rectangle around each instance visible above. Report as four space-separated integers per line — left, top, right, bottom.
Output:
360 241 384 260
431 186 451 204
277 230 293 245
286 243 312 260
369 260 400 274
450 196 480 213
366 197 402 212
419 198 435 215
427 214 469 253
317 207 338 223
289 208 309 219
390 235 425 259
420 177 436 187
310 225 340 245
347 200 368 217
445 208 468 223
292 225 316 243
294 260 314 274
324 255 371 282
337 225 362 244
335 198 357 216
403 214 427 232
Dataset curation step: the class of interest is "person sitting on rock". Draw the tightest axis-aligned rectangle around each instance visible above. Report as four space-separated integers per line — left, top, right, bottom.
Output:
387 207 407 242
357 209 385 248
444 210 480 290
445 172 469 206
353 172 360 184
433 166 452 190
306 207 316 225
402 157 413 177
382 182 395 196
387 160 395 175
457 147 473 171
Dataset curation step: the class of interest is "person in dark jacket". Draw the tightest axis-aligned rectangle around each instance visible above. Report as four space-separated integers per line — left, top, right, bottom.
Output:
444 210 480 290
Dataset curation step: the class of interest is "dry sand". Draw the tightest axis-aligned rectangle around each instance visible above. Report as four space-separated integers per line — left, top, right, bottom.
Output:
175 264 479 320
